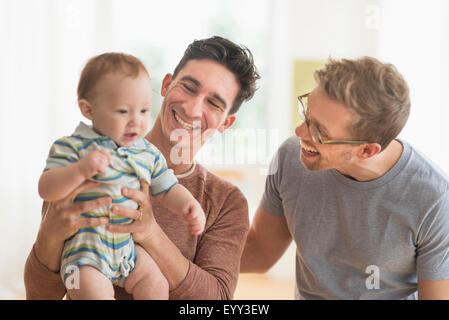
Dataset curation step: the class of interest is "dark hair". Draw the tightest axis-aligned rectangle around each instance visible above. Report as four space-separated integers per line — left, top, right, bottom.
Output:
78 52 149 101
172 36 260 115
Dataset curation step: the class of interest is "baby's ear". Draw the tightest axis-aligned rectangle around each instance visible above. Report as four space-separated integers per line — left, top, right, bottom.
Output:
78 99 93 120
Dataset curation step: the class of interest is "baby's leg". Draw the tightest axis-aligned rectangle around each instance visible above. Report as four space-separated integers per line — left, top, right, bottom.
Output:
125 245 169 300
66 265 115 300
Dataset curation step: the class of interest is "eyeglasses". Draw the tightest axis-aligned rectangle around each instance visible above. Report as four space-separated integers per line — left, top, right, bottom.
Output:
297 93 368 145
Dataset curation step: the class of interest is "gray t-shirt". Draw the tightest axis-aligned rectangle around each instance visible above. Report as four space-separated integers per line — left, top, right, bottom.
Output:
261 136 449 299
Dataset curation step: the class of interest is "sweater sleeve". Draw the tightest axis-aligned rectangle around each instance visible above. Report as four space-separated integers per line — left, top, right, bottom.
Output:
23 244 66 300
169 188 249 300
23 201 66 300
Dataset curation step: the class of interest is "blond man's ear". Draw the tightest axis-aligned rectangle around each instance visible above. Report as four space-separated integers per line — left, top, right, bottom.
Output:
78 99 93 120
356 142 382 160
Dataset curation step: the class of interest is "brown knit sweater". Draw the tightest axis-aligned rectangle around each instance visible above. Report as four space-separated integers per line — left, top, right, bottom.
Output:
24 163 249 299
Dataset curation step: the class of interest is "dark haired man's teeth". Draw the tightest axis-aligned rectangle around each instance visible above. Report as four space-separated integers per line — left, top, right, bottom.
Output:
174 112 201 130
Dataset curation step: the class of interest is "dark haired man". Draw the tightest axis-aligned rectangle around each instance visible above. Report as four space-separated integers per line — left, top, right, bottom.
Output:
25 36 260 299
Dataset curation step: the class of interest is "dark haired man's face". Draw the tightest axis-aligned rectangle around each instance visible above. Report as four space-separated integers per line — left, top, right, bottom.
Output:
159 59 239 148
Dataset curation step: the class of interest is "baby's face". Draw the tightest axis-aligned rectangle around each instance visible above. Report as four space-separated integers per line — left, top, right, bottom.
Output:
89 72 152 147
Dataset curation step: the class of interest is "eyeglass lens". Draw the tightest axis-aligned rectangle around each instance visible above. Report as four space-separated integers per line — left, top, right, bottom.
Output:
298 96 321 144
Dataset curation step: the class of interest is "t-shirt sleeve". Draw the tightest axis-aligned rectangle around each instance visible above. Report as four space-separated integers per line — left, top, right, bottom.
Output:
260 149 284 217
416 194 449 280
44 137 79 171
149 149 178 196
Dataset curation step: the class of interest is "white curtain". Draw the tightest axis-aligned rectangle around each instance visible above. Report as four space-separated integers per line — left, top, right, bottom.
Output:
0 0 105 298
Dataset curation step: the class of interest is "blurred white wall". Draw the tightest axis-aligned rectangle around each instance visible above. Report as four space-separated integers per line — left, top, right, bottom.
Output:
378 0 449 169
0 0 448 299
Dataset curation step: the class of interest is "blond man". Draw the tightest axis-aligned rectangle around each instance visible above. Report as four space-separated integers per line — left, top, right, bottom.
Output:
241 57 449 299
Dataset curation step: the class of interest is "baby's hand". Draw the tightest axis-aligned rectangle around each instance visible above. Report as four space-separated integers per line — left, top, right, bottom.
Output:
183 202 206 235
78 150 111 178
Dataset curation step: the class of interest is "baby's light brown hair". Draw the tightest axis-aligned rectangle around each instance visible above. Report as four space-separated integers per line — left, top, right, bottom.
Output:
77 52 149 101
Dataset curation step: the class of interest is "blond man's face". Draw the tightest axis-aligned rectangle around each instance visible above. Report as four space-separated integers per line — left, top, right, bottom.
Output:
295 88 358 172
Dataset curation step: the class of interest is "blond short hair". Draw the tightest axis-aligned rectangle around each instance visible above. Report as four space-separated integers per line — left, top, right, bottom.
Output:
314 56 410 150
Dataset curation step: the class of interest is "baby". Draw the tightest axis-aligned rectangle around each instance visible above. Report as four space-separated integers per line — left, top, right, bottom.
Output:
38 52 206 299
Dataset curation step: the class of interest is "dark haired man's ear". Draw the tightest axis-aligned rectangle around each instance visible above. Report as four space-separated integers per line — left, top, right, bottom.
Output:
161 74 173 97
357 142 382 160
78 99 93 120
217 114 236 133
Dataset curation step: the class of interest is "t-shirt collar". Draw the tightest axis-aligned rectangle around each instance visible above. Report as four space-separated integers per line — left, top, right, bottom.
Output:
71 121 148 151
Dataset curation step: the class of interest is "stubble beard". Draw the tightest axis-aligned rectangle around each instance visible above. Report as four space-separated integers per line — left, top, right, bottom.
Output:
299 152 323 171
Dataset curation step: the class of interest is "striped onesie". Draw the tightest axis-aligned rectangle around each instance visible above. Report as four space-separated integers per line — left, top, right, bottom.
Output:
44 122 178 287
